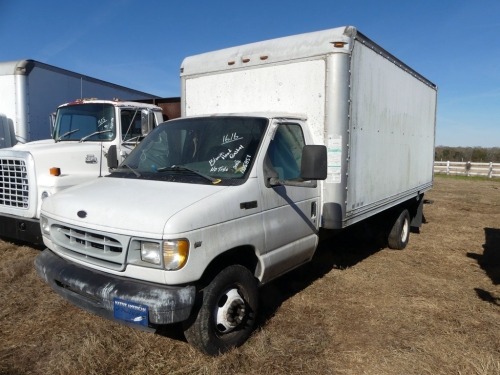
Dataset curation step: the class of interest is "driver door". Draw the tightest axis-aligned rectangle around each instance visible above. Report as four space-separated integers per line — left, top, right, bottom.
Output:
259 121 321 282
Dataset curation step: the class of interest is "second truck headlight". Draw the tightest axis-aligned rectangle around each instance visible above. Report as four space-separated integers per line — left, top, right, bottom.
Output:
40 215 50 235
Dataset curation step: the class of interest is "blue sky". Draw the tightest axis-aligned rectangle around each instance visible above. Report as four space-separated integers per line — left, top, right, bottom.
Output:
0 0 499 147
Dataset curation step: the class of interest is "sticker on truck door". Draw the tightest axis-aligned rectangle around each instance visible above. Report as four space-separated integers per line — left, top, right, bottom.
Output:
113 298 149 327
327 135 342 184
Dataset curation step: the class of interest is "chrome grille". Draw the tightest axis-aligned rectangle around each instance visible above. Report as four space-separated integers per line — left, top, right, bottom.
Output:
0 158 29 209
52 224 127 270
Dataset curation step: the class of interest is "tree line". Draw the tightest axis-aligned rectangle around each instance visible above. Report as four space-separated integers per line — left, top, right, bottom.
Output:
435 146 500 163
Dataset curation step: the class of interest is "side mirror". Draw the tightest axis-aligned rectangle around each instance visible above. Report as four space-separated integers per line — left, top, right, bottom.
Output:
49 112 56 135
301 145 327 180
107 145 119 169
266 145 327 188
141 109 153 137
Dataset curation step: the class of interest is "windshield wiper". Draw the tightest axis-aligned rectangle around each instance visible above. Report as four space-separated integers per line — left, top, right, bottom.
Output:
116 164 141 177
157 165 221 184
56 129 80 142
79 130 113 142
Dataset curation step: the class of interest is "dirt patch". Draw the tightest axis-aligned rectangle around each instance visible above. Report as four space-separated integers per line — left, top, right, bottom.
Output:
0 176 499 375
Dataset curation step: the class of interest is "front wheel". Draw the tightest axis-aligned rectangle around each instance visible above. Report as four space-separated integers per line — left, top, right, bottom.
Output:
183 265 259 356
387 209 410 250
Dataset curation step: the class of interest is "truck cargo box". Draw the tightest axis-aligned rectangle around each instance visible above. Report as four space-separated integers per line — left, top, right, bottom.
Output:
180 26 437 229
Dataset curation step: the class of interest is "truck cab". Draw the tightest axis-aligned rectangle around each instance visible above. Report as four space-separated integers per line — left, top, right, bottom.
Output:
53 99 162 165
35 113 327 355
0 99 164 245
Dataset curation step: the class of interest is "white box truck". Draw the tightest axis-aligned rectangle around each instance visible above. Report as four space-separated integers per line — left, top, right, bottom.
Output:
0 59 162 148
35 26 437 355
0 98 181 245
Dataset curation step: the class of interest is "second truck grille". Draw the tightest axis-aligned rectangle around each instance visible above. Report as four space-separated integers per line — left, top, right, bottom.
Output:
0 158 29 209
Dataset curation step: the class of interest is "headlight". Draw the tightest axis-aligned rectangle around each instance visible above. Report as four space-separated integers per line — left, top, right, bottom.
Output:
139 239 189 270
40 215 50 235
140 242 162 265
163 239 189 270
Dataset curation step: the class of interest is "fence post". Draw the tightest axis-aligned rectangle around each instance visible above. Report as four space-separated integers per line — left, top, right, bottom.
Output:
446 160 450 175
466 161 471 177
489 162 493 178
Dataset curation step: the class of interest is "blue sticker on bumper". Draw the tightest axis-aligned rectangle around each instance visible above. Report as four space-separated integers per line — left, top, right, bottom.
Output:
113 298 149 327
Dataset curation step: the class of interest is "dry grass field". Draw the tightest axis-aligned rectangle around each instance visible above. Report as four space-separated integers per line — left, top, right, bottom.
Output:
0 175 499 375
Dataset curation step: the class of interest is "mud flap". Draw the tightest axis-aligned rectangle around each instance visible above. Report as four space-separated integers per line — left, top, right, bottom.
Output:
410 194 425 233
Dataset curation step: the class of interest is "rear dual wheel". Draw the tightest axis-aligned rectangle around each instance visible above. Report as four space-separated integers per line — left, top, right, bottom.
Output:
183 265 258 356
387 209 410 250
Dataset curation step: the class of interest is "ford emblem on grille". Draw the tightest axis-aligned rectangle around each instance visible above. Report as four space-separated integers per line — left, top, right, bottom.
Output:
77 210 87 218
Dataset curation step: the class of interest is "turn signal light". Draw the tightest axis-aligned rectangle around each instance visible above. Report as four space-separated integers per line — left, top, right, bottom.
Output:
163 240 189 270
50 167 61 176
332 41 347 48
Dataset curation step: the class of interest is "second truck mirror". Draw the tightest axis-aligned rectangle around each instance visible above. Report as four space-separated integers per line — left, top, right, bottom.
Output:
107 145 119 169
141 110 153 136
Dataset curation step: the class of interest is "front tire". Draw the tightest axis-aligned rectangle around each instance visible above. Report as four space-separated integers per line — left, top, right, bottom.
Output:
387 209 410 250
183 265 258 356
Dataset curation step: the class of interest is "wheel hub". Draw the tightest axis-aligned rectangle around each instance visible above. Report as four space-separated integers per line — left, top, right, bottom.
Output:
215 288 246 333
401 217 409 241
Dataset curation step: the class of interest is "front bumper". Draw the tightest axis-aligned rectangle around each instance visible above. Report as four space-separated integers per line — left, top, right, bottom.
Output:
34 249 196 330
0 213 42 246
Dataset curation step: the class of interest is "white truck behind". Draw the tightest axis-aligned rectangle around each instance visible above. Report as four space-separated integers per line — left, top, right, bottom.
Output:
0 99 170 244
35 26 437 355
0 59 161 148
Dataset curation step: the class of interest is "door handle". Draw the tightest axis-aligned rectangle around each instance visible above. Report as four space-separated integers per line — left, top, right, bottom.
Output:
240 201 258 210
311 201 317 221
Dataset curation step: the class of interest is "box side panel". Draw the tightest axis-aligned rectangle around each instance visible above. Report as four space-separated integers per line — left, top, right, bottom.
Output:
347 42 437 220
184 59 327 145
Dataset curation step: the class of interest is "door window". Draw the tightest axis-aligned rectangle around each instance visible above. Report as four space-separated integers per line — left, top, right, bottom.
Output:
121 110 142 141
267 124 305 180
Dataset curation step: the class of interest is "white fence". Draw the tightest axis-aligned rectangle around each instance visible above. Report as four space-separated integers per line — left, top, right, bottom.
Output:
434 161 500 178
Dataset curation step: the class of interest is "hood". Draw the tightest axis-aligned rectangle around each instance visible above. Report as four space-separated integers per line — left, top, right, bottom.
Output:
13 139 57 148
11 139 105 176
14 139 102 158
41 177 228 237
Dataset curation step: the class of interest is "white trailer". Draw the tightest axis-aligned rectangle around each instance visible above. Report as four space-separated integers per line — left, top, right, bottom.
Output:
0 59 159 148
35 26 437 355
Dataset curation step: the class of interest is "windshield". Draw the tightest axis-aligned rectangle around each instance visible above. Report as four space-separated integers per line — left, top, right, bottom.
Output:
110 116 268 185
54 103 115 141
